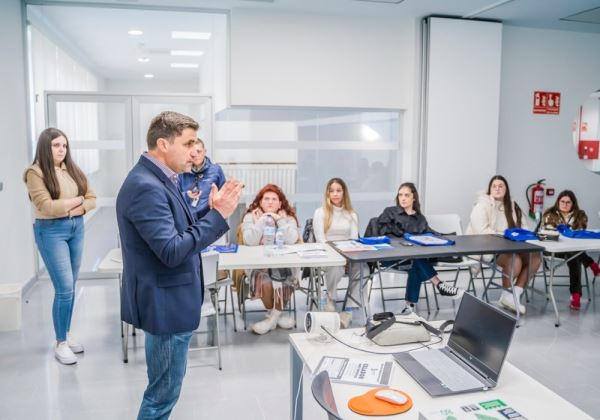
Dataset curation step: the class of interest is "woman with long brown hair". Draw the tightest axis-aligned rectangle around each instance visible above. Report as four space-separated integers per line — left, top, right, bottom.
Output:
376 182 462 313
241 184 299 335
466 175 541 315
24 128 96 364
543 190 600 309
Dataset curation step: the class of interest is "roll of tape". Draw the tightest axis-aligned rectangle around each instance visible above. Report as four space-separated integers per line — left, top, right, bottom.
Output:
304 311 340 336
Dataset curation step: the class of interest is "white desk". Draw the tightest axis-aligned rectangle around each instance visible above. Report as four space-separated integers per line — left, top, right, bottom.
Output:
97 248 220 363
217 243 347 270
289 329 592 420
527 236 600 326
218 243 347 326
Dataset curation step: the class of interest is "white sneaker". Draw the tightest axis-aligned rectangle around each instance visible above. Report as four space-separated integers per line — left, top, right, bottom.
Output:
201 301 217 317
66 335 84 354
325 299 337 312
401 303 416 315
251 312 278 335
498 294 526 315
55 342 77 365
277 315 295 329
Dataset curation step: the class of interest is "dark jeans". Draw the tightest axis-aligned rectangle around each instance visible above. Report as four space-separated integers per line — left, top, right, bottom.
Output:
554 252 594 294
382 259 438 304
138 331 193 420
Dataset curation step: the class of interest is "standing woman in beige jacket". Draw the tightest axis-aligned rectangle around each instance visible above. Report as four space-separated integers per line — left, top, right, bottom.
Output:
466 175 540 314
24 128 96 365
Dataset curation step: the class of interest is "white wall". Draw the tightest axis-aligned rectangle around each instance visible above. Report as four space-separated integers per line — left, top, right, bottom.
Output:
0 0 36 287
498 26 600 228
229 8 419 182
422 18 503 225
230 9 416 109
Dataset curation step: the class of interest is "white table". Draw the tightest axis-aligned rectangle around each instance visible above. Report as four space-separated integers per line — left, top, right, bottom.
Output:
527 236 600 326
218 243 347 327
97 248 220 363
289 328 592 420
217 243 346 270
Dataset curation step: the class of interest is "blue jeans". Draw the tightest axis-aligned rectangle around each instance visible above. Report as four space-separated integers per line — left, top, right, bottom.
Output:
406 260 437 304
33 216 84 342
138 331 193 420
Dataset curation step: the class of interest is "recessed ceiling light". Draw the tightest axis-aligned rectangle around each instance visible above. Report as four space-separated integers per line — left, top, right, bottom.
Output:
128 29 143 36
137 57 150 63
144 74 154 79
170 50 204 57
171 31 211 40
170 63 199 68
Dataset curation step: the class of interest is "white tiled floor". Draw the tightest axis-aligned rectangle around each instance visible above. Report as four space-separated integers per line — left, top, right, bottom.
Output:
0 270 599 419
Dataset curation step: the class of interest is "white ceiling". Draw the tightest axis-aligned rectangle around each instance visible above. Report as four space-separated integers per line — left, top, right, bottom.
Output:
28 5 226 81
27 0 600 82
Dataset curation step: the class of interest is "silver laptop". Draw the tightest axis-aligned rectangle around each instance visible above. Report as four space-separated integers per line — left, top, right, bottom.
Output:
394 292 517 397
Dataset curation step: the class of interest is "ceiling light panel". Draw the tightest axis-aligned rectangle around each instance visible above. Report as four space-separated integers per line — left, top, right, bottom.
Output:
171 50 204 57
171 31 211 40
561 7 600 24
128 29 143 36
170 63 199 68
144 74 154 78
137 57 150 63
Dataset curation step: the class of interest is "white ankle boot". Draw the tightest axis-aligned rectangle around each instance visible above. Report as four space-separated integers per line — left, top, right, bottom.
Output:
325 299 337 312
275 309 295 329
252 311 279 335
55 342 77 365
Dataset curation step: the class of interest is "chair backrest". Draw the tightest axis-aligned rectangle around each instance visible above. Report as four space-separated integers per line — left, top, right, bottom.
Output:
311 371 342 420
226 202 247 244
425 213 463 235
303 218 315 243
364 217 380 237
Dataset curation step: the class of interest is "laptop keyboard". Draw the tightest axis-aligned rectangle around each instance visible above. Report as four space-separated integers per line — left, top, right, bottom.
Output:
411 350 485 391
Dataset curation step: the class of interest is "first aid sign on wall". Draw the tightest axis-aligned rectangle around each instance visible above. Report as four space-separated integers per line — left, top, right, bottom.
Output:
533 91 560 115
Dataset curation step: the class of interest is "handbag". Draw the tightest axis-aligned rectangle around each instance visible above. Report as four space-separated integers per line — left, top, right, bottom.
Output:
268 267 293 282
365 312 430 346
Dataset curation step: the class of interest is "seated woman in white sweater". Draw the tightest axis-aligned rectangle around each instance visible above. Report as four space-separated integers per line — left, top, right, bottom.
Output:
466 175 541 314
241 184 300 335
313 178 362 326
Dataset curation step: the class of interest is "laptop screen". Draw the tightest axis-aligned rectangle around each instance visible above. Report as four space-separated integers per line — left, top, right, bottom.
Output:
448 293 517 381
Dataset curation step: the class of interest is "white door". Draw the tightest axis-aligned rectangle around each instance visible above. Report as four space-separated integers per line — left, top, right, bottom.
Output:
45 92 212 278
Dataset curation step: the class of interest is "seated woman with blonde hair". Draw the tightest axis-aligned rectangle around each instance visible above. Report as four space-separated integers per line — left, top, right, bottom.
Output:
241 184 299 335
313 177 363 328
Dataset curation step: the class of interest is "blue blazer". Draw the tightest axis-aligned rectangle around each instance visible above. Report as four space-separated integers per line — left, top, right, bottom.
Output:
116 155 229 334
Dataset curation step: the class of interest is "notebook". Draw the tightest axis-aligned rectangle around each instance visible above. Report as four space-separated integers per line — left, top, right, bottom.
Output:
394 293 517 397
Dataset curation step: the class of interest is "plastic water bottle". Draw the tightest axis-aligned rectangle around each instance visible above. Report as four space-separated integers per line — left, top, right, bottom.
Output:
274 228 284 255
319 293 328 312
263 216 276 256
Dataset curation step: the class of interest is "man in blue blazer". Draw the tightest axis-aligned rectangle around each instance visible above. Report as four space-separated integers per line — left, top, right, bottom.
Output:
116 111 242 419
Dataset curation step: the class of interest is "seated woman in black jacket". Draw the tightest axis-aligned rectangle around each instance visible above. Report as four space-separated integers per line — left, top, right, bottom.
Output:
375 182 463 312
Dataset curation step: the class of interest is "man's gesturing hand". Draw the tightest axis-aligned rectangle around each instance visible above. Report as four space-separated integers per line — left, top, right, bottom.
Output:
209 179 243 219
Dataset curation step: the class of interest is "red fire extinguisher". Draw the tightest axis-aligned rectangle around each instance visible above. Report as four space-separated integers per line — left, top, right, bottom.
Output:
526 179 545 219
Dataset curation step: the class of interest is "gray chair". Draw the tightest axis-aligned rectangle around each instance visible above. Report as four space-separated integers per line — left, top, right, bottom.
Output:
426 214 480 302
311 371 343 420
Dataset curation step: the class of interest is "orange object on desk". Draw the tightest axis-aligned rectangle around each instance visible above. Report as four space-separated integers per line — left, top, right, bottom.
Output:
348 387 413 416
